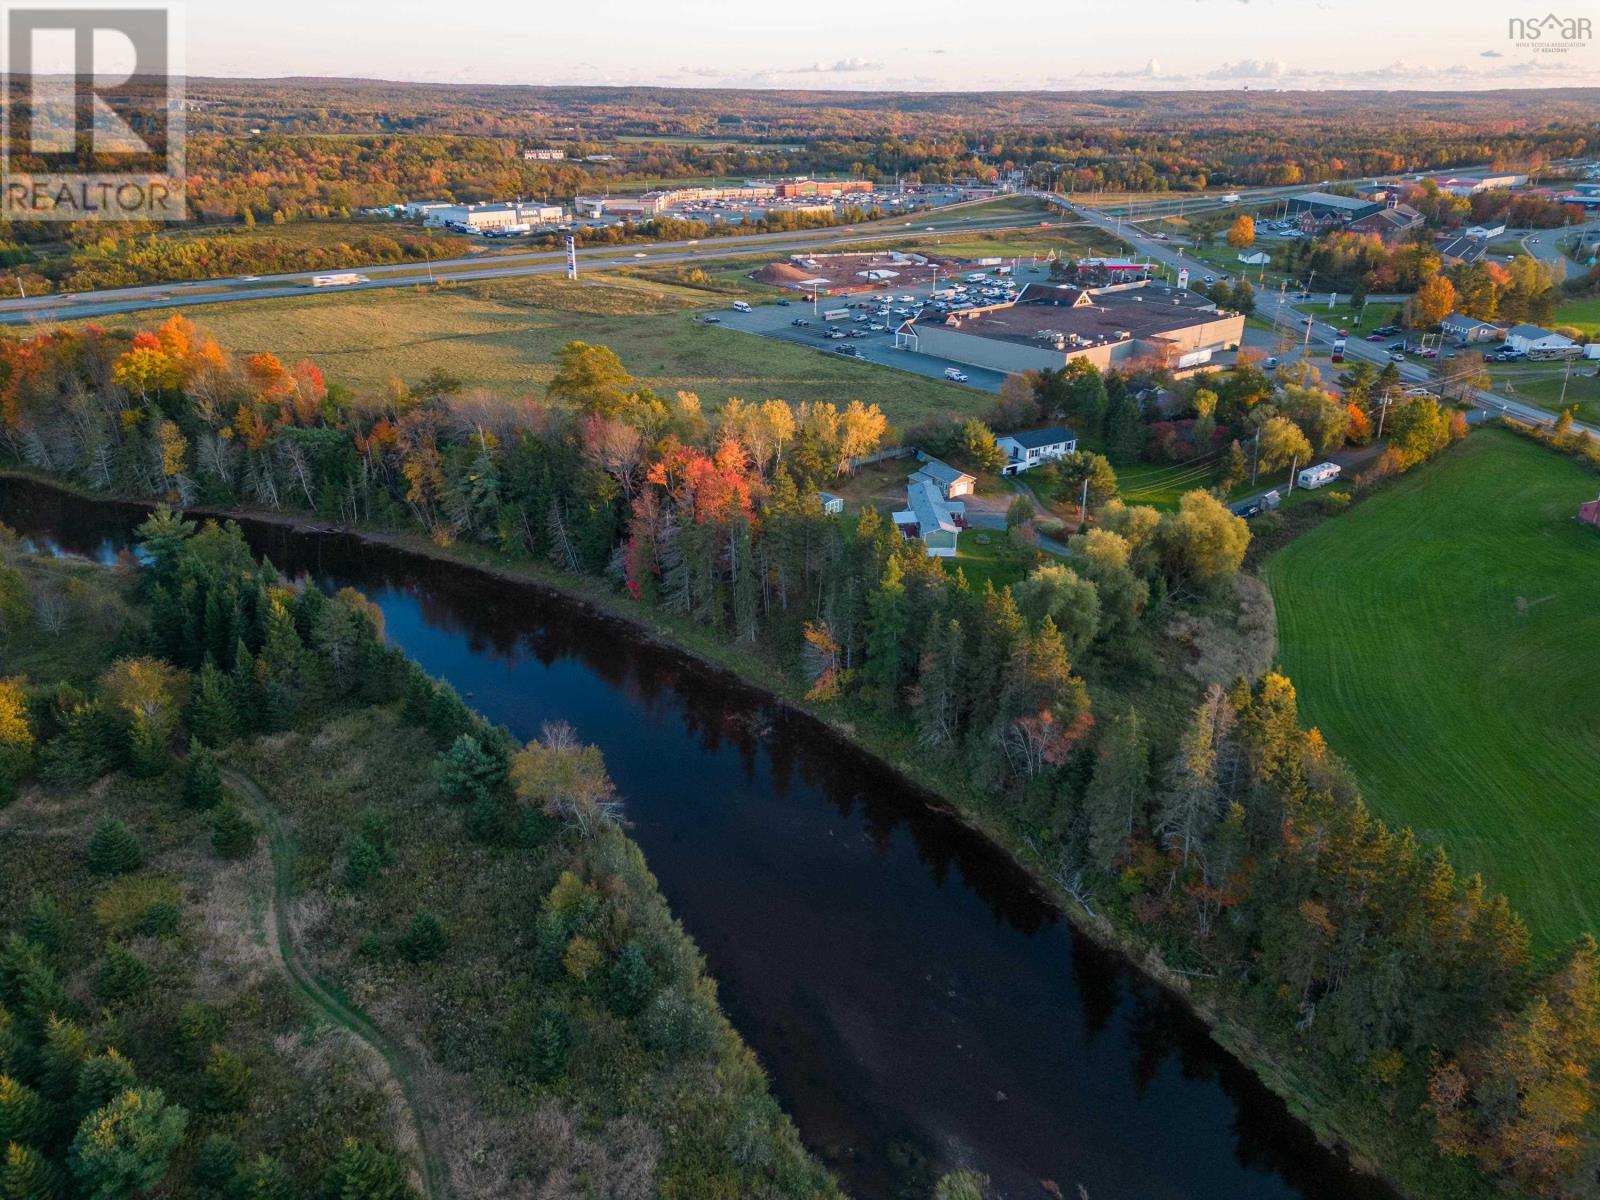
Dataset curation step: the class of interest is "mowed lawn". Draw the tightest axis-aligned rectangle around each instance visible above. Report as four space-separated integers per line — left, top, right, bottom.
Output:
1262 430 1600 952
77 280 986 430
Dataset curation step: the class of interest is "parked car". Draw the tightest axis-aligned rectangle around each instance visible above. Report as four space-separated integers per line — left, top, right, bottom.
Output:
834 345 860 357
702 315 721 324
776 299 790 306
1366 333 1385 342
792 318 809 326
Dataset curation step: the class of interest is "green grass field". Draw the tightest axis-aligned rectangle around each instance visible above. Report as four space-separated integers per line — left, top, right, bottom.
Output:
1555 296 1600 336
79 277 987 430
1262 429 1600 952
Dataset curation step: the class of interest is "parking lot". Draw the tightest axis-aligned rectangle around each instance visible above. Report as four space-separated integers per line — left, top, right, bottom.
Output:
705 262 1060 395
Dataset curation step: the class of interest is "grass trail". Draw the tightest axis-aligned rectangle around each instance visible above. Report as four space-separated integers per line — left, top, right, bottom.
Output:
221 766 448 1200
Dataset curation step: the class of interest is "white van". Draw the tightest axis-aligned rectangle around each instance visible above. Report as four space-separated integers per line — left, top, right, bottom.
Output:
731 301 752 313
943 367 969 382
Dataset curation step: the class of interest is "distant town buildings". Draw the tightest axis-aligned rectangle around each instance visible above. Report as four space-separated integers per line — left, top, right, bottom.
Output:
575 178 874 218
1286 192 1382 230
522 148 567 161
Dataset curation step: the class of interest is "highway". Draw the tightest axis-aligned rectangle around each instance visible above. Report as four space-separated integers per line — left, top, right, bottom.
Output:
0 200 1069 327
1049 193 1599 438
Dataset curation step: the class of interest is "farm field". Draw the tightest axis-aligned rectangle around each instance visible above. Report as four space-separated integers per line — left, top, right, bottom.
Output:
1262 429 1600 952
78 277 987 429
1555 296 1600 336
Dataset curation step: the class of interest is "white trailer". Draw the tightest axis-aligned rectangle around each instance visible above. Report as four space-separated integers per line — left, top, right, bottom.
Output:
1585 343 1600 359
1297 462 1341 490
308 273 368 288
822 308 851 321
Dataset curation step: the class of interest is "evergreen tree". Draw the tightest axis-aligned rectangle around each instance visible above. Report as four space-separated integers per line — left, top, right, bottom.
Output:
528 1010 570 1084
433 735 505 805
0 1074 49 1148
192 1134 240 1193
22 895 66 960
1103 390 1146 466
319 1139 413 1200
96 945 150 1004
1085 709 1151 873
37 1017 91 1105
86 820 143 877
862 558 912 705
234 1154 294 1200
1 1141 62 1200
186 660 236 747
399 910 446 964
200 1044 250 1113
183 740 223 810
913 616 965 751
606 942 654 1018
210 804 258 861
346 836 382 889
69 1088 187 1200
73 1049 137 1124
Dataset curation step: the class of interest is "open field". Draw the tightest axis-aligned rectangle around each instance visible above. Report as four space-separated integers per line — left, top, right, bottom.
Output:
1555 296 1600 336
1262 429 1600 952
77 277 987 429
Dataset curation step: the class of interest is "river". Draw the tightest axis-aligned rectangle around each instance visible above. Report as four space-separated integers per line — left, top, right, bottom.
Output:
0 477 1397 1200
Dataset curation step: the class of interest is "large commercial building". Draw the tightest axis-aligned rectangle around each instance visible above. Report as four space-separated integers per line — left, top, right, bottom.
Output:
420 201 565 231
1286 192 1383 226
894 281 1244 375
575 177 874 218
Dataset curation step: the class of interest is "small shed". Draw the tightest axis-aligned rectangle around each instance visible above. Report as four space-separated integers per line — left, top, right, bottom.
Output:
1578 499 1600 530
817 491 845 516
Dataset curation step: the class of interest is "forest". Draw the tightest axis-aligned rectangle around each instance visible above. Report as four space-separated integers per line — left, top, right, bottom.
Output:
0 514 839 1198
2 313 1599 1198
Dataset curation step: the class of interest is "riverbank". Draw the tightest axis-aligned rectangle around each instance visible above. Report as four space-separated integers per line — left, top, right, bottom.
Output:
0 465 1446 1197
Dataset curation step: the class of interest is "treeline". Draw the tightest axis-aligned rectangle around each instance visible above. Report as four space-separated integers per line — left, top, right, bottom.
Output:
3 317 1600 1196
1 515 840 1198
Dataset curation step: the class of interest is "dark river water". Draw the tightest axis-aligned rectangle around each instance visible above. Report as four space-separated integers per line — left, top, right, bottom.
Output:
0 477 1398 1200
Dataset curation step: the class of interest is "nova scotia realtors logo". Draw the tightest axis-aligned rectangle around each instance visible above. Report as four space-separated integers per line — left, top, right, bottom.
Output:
1508 11 1593 52
1 2 186 221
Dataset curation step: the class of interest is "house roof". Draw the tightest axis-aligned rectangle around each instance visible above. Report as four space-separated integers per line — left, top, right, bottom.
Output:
1289 191 1375 211
1436 235 1487 264
1348 205 1422 235
910 457 974 490
1506 324 1559 340
1002 426 1077 450
907 478 961 535
919 281 1227 352
1442 312 1502 331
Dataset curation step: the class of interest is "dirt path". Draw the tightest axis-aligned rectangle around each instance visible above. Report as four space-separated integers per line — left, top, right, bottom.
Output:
220 767 447 1200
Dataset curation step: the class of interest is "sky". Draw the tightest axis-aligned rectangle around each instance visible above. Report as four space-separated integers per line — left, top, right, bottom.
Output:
182 0 1600 89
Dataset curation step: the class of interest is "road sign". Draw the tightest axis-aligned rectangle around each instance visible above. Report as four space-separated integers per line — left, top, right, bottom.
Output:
1177 267 1190 290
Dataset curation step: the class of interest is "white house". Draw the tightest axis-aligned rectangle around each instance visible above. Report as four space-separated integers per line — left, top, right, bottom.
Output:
995 427 1078 476
1463 222 1507 239
1237 251 1271 265
1505 324 1576 355
908 457 976 500
1441 313 1505 344
893 477 965 557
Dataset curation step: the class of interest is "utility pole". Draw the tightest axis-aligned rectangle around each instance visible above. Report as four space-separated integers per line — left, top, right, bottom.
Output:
1287 454 1298 494
13 274 25 300
1251 426 1261 485
1080 476 1090 526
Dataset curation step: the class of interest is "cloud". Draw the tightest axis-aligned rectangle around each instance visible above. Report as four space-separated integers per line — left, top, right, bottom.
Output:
1205 58 1285 79
790 57 883 74
1481 49 1504 57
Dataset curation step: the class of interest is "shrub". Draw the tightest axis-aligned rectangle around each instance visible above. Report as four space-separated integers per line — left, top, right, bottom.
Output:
94 878 181 939
399 910 447 964
434 734 506 804
177 1003 225 1066
210 803 258 861
639 988 718 1060
139 899 180 939
1320 490 1352 515
86 819 143 877
529 1010 570 1084
345 836 382 889
234 1154 293 1200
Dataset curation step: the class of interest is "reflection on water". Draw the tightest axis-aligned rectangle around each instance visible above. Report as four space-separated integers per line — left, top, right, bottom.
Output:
1 479 1397 1200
